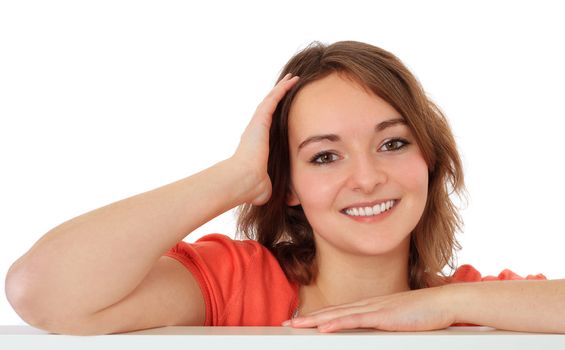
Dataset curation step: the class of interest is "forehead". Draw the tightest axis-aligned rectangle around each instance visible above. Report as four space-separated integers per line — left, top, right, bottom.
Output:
288 73 402 141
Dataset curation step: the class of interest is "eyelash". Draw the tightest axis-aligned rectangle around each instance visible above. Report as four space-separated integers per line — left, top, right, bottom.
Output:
309 138 410 166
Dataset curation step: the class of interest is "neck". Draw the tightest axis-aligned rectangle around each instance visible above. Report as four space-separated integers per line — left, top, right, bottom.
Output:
297 235 411 316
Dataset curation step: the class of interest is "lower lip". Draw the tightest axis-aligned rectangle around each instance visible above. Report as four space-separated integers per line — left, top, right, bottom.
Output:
341 200 399 223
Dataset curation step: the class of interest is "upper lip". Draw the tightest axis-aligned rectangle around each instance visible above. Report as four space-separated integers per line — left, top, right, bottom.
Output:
341 198 399 211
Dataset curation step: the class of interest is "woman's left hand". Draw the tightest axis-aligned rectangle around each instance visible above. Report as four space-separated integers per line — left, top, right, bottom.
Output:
287 285 457 333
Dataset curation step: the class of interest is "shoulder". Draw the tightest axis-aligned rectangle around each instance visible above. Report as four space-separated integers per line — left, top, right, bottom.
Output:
165 233 275 276
448 264 547 283
167 233 265 258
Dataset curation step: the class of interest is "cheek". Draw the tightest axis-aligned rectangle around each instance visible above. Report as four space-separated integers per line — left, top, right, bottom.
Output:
393 153 429 198
292 167 339 209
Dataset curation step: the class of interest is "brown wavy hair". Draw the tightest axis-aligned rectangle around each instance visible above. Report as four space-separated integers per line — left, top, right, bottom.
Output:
235 40 467 290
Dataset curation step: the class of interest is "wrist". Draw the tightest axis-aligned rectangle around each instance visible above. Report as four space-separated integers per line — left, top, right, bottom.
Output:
222 156 263 205
439 282 473 325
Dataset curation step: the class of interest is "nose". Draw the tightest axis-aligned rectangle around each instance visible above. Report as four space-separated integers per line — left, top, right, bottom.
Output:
346 154 388 193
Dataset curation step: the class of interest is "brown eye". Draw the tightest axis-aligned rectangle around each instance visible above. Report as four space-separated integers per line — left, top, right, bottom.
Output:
380 138 409 152
310 152 339 165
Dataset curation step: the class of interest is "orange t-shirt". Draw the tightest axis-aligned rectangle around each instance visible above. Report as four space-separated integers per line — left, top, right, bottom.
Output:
164 233 547 327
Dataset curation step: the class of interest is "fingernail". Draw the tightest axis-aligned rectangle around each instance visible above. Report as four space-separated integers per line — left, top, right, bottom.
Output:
282 320 291 327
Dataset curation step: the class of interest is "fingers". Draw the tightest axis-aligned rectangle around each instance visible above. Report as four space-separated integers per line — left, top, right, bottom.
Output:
291 305 370 328
318 313 377 333
253 73 300 122
292 310 386 333
302 300 368 317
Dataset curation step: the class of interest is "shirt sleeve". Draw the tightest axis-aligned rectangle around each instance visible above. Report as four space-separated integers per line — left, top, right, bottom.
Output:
162 233 258 326
163 233 297 326
450 264 547 283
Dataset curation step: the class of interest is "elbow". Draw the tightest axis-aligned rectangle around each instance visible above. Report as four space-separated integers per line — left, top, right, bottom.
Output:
5 265 49 331
6 267 106 336
5 259 70 333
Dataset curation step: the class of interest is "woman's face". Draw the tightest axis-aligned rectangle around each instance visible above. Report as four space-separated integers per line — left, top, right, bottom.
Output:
286 73 429 256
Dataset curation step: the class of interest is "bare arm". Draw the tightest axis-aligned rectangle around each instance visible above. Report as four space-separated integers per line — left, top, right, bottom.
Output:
6 157 256 322
449 279 565 333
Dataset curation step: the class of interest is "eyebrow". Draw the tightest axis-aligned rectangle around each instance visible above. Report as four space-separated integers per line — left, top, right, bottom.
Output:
297 118 407 152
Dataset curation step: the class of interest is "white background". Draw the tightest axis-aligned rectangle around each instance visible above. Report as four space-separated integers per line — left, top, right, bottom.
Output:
1 0 564 325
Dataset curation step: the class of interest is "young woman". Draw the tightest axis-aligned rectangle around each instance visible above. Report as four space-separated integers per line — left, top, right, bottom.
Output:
5 41 563 335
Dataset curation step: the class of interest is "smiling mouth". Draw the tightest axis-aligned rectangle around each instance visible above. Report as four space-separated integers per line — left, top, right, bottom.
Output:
340 199 399 217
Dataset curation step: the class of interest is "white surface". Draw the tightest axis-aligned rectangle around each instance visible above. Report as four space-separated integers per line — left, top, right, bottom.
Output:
1 0 564 326
1 326 565 350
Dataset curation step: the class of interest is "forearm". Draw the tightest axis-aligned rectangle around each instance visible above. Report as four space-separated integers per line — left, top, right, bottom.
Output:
6 157 254 318
448 279 565 333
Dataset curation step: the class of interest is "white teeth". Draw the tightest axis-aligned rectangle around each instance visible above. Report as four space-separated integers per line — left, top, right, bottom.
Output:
345 200 396 217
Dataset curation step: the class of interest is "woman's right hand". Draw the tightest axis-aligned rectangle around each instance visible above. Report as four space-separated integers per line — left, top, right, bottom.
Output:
231 73 300 206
